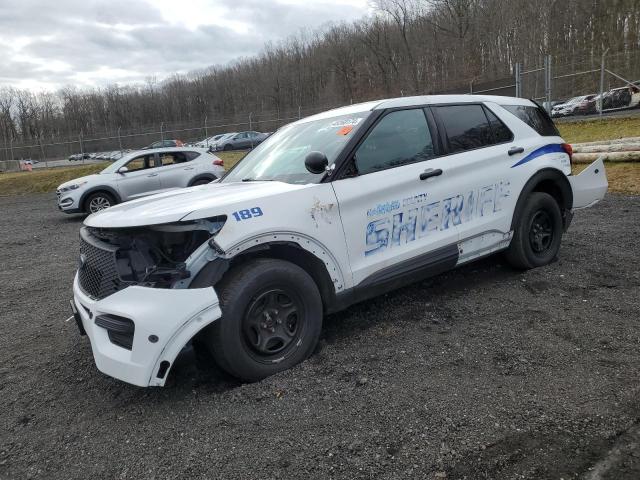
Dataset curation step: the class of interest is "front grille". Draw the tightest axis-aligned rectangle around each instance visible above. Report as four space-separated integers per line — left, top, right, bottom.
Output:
78 227 131 300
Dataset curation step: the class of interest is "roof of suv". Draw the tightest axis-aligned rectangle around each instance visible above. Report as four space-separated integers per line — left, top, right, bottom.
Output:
299 95 535 124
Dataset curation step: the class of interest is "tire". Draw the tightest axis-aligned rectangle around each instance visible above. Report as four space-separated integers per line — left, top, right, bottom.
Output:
206 258 323 381
84 191 116 214
223 144 233 151
505 192 563 269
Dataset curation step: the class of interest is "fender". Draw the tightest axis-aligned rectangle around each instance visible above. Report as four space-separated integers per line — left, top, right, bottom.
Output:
510 168 573 230
79 185 122 209
188 173 217 186
222 231 348 294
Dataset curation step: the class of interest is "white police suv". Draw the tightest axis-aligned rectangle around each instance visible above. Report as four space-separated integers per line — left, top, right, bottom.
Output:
69 95 607 386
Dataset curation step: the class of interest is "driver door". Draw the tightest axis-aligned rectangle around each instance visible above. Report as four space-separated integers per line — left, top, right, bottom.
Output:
332 108 461 288
116 153 162 200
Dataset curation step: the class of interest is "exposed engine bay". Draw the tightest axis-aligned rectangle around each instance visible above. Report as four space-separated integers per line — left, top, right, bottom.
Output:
85 217 225 289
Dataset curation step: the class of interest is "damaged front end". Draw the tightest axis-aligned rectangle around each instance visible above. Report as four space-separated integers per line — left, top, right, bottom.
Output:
72 217 226 387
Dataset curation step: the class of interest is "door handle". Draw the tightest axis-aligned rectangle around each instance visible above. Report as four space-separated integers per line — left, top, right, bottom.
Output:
146 173 158 177
508 146 525 156
183 167 194 170
419 168 443 181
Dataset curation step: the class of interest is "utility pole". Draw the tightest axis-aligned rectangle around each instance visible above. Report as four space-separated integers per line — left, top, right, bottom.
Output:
160 122 165 142
204 115 208 145
117 126 123 152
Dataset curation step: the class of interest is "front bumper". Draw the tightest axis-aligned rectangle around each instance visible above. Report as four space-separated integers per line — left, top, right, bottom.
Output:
57 190 83 213
72 273 221 386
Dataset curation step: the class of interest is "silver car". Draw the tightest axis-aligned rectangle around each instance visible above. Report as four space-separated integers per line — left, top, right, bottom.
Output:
56 147 225 214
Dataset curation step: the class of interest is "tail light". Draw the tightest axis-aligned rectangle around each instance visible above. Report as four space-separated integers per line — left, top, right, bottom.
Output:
561 143 573 165
213 158 224 166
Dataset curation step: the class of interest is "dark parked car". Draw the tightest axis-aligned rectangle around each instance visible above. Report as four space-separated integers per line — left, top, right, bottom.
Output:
213 131 268 151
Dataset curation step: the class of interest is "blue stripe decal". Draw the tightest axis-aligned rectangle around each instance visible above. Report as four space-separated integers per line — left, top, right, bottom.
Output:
511 144 565 168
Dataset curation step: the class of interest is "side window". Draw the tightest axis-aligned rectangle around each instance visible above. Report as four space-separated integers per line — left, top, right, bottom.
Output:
354 109 434 175
160 152 188 166
484 107 514 143
435 105 493 153
502 105 560 136
125 154 154 172
185 151 200 161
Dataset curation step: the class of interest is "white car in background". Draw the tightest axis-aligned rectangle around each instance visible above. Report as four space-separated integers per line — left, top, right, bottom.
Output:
56 147 225 214
195 134 226 148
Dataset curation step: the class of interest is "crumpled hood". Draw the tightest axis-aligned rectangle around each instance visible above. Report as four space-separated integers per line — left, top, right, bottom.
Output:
84 181 309 228
58 174 101 190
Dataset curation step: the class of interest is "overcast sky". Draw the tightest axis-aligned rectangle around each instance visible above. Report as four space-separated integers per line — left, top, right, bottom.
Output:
0 0 371 92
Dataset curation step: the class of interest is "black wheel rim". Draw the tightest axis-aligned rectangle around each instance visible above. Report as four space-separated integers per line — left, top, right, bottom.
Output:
242 289 303 358
529 209 554 253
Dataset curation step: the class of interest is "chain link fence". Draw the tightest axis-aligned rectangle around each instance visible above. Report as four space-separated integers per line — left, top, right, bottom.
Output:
2 49 639 171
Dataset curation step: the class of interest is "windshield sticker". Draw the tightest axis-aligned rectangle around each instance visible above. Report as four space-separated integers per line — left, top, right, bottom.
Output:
318 117 363 132
337 126 354 135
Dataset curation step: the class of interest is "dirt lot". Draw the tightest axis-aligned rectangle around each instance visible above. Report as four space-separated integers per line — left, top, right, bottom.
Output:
1 192 639 480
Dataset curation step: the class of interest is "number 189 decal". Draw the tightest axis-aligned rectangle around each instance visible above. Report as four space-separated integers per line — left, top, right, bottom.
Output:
232 207 264 221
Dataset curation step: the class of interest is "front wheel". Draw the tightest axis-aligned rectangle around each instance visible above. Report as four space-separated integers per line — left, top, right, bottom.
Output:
206 258 323 381
85 191 115 214
505 192 563 269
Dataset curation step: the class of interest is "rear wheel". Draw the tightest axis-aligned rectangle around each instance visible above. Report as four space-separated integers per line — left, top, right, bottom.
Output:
206 258 323 381
84 191 115 214
506 192 563 269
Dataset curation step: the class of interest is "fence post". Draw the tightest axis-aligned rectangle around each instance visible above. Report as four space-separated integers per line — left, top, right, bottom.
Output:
599 48 609 116
117 126 123 152
160 122 164 142
204 115 208 144
39 136 48 169
515 63 521 97
298 105 301 119
544 55 552 112
9 135 14 162
79 131 84 165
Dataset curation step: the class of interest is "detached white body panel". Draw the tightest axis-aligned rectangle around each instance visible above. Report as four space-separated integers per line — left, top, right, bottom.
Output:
73 274 221 386
569 158 608 209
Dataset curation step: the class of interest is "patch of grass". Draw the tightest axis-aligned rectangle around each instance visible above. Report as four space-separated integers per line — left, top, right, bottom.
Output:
0 151 247 196
558 115 640 144
573 162 640 195
217 150 247 169
0 164 107 196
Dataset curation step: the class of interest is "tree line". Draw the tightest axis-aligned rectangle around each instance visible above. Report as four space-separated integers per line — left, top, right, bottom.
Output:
1 0 638 151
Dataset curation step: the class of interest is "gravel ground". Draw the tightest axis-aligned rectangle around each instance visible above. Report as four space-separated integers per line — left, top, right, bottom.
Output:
1 192 639 480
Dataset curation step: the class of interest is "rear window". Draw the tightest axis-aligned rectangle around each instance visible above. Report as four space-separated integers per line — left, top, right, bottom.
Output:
503 105 560 137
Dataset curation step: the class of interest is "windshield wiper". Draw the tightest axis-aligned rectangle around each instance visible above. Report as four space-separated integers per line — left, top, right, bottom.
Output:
241 178 274 182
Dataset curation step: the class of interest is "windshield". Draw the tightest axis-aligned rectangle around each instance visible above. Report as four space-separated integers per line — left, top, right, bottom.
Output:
222 112 370 184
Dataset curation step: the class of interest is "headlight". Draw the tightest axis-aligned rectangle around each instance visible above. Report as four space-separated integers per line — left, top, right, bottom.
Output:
59 181 87 192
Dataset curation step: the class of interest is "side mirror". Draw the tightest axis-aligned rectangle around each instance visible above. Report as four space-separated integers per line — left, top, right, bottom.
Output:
305 151 329 174
117 166 129 174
